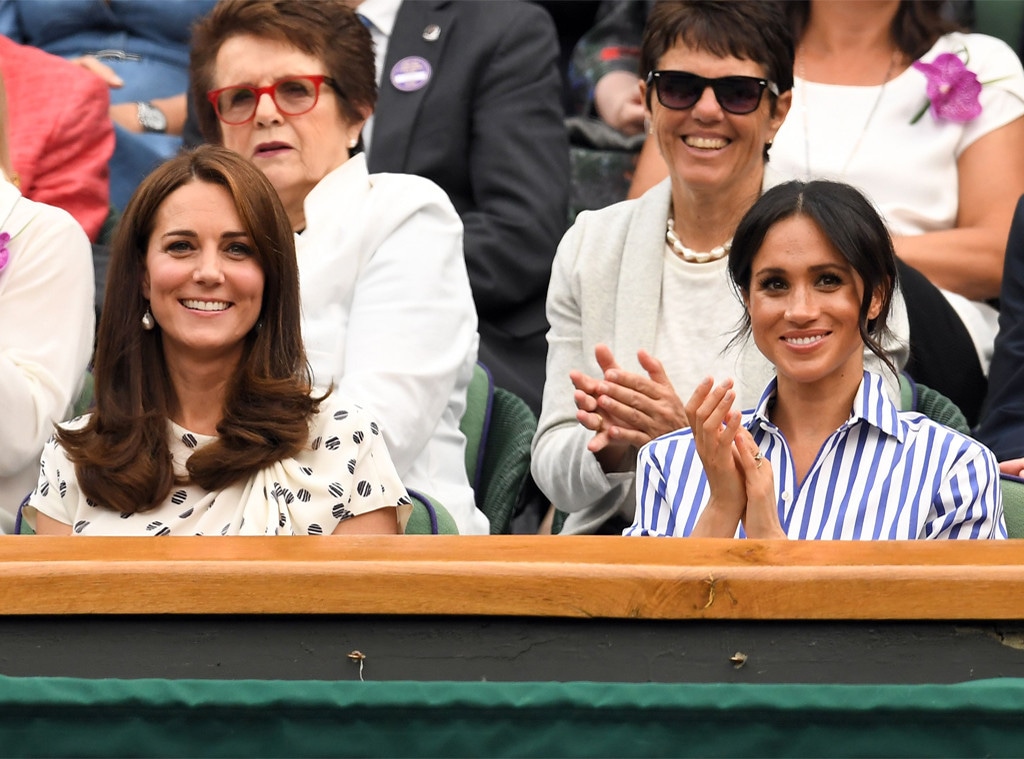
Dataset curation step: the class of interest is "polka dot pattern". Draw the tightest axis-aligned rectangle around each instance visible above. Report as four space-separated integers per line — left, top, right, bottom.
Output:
27 394 410 535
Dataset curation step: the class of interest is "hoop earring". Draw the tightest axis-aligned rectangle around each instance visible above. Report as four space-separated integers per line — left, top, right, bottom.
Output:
141 308 155 331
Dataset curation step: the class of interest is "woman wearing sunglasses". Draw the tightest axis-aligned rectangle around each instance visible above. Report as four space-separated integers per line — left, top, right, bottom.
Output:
532 0 909 535
628 2 1024 427
189 0 486 534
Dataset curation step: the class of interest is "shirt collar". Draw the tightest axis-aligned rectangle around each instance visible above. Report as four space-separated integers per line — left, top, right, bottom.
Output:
357 0 401 37
751 371 905 442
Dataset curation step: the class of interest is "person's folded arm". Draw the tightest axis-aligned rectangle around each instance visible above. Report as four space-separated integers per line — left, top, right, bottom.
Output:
895 116 1024 301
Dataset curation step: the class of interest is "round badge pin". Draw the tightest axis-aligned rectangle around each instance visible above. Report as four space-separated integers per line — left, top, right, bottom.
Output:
390 56 432 92
422 24 441 41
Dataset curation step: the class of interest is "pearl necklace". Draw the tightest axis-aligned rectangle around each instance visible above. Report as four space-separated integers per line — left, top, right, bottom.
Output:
666 219 732 263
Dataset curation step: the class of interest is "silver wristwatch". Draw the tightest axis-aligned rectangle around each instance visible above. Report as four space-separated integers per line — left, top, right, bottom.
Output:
136 101 168 133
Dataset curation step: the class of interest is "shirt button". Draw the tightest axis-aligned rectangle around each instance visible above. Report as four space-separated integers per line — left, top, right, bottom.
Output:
781 491 791 501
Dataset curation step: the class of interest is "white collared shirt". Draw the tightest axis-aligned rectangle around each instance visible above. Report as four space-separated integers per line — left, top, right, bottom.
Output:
355 0 401 154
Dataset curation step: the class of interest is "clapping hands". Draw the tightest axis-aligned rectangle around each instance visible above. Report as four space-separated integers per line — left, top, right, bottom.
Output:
685 377 784 539
570 344 688 472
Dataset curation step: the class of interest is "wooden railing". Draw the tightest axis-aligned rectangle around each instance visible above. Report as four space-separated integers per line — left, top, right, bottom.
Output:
1 536 1022 619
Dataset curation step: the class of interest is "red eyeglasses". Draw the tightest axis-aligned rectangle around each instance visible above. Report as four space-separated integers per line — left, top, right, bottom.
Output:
207 75 338 125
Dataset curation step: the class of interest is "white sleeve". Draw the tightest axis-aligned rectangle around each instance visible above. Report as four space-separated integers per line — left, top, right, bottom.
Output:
0 202 94 477
531 216 635 529
24 430 80 530
957 33 1024 155
335 184 478 475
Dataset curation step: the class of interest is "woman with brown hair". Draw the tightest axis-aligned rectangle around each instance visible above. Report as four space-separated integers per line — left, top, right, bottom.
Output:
26 146 409 535
630 179 1004 540
189 0 486 534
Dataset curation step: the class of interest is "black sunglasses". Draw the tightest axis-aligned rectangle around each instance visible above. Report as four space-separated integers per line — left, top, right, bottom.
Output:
647 70 779 115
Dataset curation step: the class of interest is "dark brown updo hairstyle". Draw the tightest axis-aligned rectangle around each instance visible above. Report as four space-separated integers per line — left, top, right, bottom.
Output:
728 179 899 376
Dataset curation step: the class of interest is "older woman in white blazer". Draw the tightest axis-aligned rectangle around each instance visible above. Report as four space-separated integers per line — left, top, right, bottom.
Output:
191 0 486 533
532 0 909 534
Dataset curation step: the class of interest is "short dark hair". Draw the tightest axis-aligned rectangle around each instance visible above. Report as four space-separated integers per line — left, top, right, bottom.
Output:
59 145 321 515
727 179 898 375
190 0 376 144
640 0 794 111
784 0 960 61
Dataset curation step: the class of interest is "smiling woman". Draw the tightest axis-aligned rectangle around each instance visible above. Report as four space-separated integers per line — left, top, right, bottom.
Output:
189 0 485 534
142 181 265 381
627 180 1005 542
24 145 409 537
531 0 911 536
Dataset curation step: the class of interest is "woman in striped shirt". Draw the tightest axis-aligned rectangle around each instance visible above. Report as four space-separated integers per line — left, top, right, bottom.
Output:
628 180 1006 540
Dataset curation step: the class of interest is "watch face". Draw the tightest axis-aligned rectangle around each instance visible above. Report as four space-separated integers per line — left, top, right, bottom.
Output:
137 102 168 133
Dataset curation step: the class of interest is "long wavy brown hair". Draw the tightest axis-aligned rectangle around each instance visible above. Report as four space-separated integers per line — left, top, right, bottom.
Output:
58 145 321 515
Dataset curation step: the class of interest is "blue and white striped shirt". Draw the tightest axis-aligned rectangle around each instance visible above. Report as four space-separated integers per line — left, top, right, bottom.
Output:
628 372 1006 540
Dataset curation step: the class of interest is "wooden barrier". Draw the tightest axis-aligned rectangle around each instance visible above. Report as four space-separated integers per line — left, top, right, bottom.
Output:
3 537 1024 754
1 535 1023 619
2 536 1023 684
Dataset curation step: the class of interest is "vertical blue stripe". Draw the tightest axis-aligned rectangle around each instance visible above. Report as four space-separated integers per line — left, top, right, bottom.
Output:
848 423 884 539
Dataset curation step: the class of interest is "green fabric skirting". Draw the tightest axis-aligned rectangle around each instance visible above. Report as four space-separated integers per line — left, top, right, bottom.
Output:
1 675 1023 758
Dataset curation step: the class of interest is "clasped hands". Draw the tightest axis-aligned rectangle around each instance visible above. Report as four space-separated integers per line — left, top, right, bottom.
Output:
571 346 784 537
686 377 785 539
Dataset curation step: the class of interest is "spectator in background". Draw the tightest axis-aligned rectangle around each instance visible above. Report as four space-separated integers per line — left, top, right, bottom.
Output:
356 0 569 415
0 69 95 533
0 35 113 242
0 0 217 210
27 146 408 536
976 196 1024 468
567 0 650 136
563 1 650 220
770 0 1024 425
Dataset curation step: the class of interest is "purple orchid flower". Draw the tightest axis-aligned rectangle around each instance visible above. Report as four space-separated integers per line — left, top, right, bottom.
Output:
911 53 982 124
0 232 10 273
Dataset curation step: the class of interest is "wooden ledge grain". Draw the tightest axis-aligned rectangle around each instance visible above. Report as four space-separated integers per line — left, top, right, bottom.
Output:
1 536 1022 619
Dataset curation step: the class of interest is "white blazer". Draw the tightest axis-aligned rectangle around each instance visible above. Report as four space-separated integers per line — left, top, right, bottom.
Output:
298 155 485 534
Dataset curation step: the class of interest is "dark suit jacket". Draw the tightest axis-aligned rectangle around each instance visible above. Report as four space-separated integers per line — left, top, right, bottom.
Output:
976 195 1024 460
367 0 569 413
